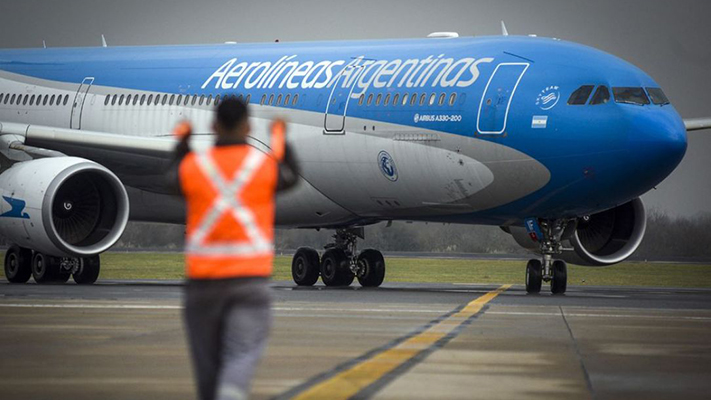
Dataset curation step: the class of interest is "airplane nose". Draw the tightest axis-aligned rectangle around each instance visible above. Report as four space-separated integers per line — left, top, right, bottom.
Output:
627 109 687 189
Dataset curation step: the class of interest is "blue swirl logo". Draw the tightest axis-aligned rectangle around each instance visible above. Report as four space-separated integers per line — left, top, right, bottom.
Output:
378 151 398 182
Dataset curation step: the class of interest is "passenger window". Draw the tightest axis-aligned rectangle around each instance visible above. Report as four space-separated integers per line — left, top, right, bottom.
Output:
43 95 49 106
375 94 382 106
429 93 436 106
214 95 220 105
119 95 125 106
104 95 110 106
410 94 417 106
260 95 266 105
367 94 373 106
449 93 456 106
132 95 138 106
646 88 669 105
393 93 400 106
169 94 175 106
419 93 427 106
275 94 281 105
183 95 190 106
206 95 212 106
438 93 446 106
384 94 390 106
613 87 650 105
247 94 252 104
49 95 55 106
590 86 610 105
112 95 118 106
284 94 290 105
402 93 408 106
358 94 364 106
147 95 153 105
126 94 132 105
29 95 35 106
162 95 168 106
0 94 3 103
568 85 594 105
268 94 274 105
10 94 16 104
64 95 69 106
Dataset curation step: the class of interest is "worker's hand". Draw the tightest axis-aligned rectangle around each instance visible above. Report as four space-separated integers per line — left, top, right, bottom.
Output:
270 118 287 161
270 118 287 137
173 121 193 140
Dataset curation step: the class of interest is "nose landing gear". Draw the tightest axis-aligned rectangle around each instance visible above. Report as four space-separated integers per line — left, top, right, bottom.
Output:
524 219 570 295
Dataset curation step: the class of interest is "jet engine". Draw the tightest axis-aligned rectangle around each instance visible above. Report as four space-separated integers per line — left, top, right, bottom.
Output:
0 157 129 258
507 198 647 266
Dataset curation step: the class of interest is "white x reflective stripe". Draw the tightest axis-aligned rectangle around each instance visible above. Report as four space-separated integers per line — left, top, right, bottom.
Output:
186 147 273 257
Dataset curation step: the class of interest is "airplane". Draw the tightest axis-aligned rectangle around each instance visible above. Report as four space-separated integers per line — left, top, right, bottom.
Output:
1 29 709 294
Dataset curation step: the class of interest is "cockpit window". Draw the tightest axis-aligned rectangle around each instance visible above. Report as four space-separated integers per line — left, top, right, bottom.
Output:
646 88 670 105
590 85 610 105
612 87 650 105
568 85 594 105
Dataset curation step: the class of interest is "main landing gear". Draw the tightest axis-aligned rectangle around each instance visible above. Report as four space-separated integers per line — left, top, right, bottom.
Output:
291 228 385 288
4 244 101 285
525 219 569 295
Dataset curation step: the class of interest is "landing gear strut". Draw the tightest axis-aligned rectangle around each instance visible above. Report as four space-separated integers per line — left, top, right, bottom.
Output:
525 219 569 295
290 228 386 288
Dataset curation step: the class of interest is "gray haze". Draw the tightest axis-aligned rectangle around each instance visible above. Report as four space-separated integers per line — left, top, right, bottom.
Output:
1 0 709 217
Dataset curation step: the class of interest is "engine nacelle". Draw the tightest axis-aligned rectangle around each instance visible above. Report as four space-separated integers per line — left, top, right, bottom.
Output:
506 198 647 266
0 157 129 258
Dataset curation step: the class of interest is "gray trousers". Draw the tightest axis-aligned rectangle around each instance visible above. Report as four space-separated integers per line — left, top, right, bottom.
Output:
184 277 272 400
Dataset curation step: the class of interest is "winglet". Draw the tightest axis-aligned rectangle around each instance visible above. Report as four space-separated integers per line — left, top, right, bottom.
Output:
101 34 108 48
501 21 509 36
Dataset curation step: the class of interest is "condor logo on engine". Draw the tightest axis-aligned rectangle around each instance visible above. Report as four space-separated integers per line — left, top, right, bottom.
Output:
0 196 30 219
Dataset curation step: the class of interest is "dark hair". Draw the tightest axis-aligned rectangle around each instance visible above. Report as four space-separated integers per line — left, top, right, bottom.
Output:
216 96 248 131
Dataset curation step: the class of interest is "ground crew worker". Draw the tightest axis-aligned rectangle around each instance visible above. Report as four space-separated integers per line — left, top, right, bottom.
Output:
172 97 299 400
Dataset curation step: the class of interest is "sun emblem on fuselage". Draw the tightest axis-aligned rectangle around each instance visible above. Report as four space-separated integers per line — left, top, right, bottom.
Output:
535 86 561 110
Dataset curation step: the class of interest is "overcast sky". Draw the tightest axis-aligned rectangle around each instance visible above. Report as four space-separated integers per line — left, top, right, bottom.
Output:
1 0 709 217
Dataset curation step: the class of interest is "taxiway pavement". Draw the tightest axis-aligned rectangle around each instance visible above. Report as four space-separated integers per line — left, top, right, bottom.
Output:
1 281 710 399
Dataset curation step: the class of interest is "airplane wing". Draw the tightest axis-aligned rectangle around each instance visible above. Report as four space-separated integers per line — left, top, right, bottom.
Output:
0 122 199 193
684 118 711 131
0 121 276 193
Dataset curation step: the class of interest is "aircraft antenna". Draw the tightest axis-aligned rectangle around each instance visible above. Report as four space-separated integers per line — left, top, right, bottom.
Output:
501 21 509 36
42 40 47 49
101 34 108 48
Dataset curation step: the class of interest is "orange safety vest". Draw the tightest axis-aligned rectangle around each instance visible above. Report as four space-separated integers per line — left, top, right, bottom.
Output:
179 128 285 279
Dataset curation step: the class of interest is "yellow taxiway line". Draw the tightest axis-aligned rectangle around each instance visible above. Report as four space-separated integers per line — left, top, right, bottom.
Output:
292 284 511 400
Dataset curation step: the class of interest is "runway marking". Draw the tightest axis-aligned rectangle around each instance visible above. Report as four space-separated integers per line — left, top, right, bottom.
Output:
276 285 511 400
1 303 709 321
0 303 447 314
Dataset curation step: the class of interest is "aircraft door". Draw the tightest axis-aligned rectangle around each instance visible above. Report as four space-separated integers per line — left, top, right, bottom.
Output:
70 77 94 130
476 63 528 134
324 65 364 134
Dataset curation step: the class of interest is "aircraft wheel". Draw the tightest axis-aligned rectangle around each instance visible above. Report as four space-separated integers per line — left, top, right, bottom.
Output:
292 247 320 286
551 260 567 295
525 259 542 294
32 252 61 284
357 249 385 287
73 256 100 285
320 249 352 286
4 245 32 283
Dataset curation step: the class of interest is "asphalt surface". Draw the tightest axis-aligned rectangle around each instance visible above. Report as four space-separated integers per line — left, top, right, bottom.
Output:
1 280 710 399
